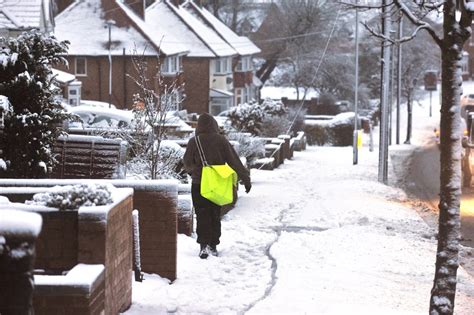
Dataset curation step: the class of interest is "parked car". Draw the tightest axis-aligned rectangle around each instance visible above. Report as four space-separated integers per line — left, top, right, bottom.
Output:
79 100 117 109
67 105 134 130
461 94 474 118
65 106 193 137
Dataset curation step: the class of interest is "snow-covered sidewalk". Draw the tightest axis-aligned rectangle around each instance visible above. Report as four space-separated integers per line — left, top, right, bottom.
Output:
124 142 474 314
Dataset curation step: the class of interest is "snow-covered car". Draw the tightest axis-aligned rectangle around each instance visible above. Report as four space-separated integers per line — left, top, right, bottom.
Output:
79 100 117 109
66 105 134 130
65 106 193 137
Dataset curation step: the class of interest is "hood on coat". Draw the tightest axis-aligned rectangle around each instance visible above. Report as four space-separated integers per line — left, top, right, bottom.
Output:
196 113 220 135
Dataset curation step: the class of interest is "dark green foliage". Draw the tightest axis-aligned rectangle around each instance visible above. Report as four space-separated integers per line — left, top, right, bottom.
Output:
27 184 113 211
304 115 354 146
0 31 71 178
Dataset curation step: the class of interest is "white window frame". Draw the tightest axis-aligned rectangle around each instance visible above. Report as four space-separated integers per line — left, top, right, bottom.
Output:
75 57 87 76
210 97 231 115
235 88 243 106
161 55 181 75
236 56 252 72
214 58 232 75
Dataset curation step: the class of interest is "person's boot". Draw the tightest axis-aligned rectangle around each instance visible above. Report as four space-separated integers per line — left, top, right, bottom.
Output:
199 244 209 259
209 245 218 257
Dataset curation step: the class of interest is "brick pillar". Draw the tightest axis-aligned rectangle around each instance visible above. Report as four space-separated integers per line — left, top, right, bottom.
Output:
0 209 42 315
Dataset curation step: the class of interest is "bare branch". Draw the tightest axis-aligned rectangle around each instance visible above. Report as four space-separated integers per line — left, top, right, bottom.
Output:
392 0 443 47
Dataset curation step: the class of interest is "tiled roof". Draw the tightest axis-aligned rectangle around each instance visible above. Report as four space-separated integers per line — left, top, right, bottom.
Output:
168 0 237 57
0 0 51 30
187 1 261 56
55 0 159 56
145 1 214 58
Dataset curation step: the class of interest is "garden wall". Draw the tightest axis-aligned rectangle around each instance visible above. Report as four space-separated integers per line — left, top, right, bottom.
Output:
0 188 134 315
0 178 179 281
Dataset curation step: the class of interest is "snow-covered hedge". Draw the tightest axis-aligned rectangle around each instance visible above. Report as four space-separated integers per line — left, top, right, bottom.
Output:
304 113 355 146
227 98 287 135
227 132 265 165
26 183 113 211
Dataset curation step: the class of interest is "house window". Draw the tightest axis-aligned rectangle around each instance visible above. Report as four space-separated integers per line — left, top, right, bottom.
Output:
214 58 232 74
236 56 252 72
210 97 231 115
235 88 243 106
75 57 87 76
161 55 181 75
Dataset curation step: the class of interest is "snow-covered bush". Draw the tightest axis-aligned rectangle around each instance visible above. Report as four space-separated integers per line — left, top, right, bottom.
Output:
127 140 185 180
260 105 306 138
27 184 113 211
304 113 355 146
0 31 72 178
227 98 287 136
227 132 265 164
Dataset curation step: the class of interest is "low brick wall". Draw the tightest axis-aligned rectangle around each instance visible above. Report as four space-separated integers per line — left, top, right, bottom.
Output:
0 209 42 315
0 188 134 315
0 179 179 281
35 210 78 272
78 191 133 314
34 264 105 315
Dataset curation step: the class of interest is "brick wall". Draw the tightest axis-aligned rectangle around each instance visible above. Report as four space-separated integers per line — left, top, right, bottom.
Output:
182 57 210 114
0 188 133 315
133 189 177 280
34 264 105 315
0 210 42 315
0 179 179 281
35 210 78 272
233 71 253 88
78 192 133 315
56 55 160 110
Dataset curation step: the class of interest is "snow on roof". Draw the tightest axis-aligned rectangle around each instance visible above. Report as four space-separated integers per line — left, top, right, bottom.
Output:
0 209 42 238
260 86 319 101
54 0 158 56
210 88 234 98
0 0 51 31
190 2 261 56
52 68 76 84
170 1 237 57
116 0 188 56
145 1 212 57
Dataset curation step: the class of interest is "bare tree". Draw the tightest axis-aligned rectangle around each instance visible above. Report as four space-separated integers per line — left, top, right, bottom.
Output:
351 1 472 313
127 48 184 179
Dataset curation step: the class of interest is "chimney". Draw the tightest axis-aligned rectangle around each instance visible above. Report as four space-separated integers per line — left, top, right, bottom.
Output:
125 0 145 19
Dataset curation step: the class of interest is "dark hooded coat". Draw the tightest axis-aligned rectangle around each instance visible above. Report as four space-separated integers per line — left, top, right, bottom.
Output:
183 113 250 186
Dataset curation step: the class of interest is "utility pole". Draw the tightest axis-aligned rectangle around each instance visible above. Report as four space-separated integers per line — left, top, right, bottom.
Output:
378 0 391 184
353 0 360 165
396 14 403 145
106 20 116 108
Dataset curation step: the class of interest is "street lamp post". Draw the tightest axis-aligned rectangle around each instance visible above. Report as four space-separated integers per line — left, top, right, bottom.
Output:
353 0 360 165
105 20 116 108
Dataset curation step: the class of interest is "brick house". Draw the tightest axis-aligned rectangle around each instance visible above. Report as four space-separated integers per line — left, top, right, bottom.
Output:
54 0 188 109
0 0 55 37
151 0 260 115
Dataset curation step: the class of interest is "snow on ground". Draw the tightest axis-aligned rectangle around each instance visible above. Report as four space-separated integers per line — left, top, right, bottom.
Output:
124 85 474 314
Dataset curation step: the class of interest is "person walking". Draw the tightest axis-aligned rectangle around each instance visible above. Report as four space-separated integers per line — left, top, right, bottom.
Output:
183 113 251 259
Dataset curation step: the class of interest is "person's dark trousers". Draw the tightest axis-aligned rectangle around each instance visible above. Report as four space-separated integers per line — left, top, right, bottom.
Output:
191 184 222 246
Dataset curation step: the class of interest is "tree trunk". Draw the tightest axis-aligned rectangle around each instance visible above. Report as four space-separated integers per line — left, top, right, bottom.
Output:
429 2 463 313
404 93 412 144
231 0 239 32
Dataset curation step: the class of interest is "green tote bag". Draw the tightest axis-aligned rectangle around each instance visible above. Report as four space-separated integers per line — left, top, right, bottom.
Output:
195 136 237 206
